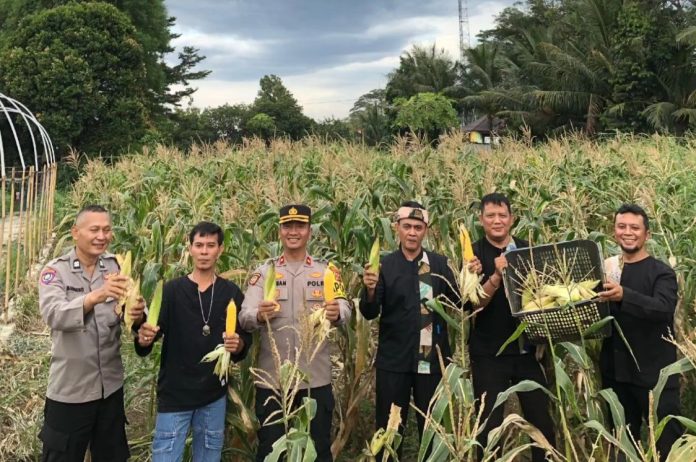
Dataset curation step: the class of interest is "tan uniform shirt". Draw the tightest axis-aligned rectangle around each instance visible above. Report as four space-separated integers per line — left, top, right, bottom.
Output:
38 248 123 403
239 254 352 389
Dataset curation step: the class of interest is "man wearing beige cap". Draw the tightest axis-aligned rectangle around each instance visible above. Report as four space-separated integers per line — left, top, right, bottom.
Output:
361 200 460 459
240 204 352 462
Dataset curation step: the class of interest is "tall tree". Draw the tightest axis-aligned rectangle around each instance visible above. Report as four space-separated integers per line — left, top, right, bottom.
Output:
349 89 391 146
250 75 313 139
385 44 461 103
0 0 210 118
0 2 148 156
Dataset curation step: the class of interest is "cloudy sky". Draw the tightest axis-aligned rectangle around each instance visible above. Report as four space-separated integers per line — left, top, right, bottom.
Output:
165 0 515 120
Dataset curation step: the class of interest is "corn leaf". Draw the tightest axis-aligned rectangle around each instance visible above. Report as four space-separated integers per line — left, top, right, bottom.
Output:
496 321 528 356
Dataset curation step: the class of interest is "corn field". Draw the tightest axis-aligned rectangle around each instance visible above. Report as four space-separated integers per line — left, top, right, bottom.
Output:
2 133 696 461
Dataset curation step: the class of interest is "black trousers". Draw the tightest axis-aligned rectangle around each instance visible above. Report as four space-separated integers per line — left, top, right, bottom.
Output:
39 387 129 462
255 385 334 462
605 379 682 462
471 354 555 462
375 368 442 460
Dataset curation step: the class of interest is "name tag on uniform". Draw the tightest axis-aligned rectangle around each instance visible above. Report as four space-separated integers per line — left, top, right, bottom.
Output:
417 360 431 375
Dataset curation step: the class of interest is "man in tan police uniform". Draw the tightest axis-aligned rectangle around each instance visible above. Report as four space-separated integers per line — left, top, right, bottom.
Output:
38 205 145 462
239 204 351 462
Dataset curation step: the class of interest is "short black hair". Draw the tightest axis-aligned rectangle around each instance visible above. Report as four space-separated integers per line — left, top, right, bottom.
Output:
401 200 425 209
479 193 512 214
615 203 650 230
75 204 109 224
189 221 224 245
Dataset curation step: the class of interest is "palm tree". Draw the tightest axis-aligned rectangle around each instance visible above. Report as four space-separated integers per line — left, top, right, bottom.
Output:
385 44 461 102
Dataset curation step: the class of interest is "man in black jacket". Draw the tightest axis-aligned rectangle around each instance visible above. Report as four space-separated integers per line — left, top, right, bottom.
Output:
361 201 460 458
599 204 681 461
469 193 555 462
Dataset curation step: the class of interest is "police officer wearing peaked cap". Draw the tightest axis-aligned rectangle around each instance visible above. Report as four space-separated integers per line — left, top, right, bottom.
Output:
37 204 146 462
239 203 352 462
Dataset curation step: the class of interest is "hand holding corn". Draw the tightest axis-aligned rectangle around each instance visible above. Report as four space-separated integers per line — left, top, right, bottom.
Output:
84 274 129 312
257 300 280 323
467 256 483 275
362 263 379 302
126 295 146 326
223 332 243 354
137 322 159 347
598 280 623 302
324 299 340 322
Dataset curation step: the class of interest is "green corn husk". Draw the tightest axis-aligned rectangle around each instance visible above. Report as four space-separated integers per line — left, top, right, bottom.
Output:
146 280 164 326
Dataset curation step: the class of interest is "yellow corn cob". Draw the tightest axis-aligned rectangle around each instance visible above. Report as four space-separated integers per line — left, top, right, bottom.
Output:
459 224 474 262
225 299 237 336
369 237 380 274
323 262 346 301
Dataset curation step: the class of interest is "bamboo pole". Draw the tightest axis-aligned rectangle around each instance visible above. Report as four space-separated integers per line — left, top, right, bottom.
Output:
0 175 5 321
13 170 26 294
38 167 45 256
25 167 35 261
4 167 16 320
49 164 57 233
36 167 47 257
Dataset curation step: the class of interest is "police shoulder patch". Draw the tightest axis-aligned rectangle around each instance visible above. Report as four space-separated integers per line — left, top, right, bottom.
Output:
40 267 58 285
248 272 261 286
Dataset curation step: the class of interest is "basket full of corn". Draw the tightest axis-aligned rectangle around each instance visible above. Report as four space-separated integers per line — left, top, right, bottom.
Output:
502 239 610 343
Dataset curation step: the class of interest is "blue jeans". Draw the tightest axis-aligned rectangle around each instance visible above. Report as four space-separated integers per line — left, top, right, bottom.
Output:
152 395 226 462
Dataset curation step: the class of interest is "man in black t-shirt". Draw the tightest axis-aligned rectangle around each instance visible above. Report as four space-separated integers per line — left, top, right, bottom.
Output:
361 201 460 459
599 204 681 461
136 222 251 462
469 193 555 462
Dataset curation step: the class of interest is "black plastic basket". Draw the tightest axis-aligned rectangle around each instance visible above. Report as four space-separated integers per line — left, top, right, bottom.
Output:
502 239 611 344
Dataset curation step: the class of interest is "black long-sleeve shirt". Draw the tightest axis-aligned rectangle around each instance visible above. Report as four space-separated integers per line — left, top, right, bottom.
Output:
470 236 531 357
135 276 252 412
359 249 460 374
600 256 678 389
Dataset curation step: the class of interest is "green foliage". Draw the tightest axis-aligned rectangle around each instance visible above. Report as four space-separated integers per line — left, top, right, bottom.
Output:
349 89 391 146
246 113 276 140
385 44 461 104
250 75 313 139
393 93 459 139
458 0 696 136
0 2 148 157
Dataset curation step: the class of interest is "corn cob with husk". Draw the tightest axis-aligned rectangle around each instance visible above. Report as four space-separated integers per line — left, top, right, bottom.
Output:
369 403 402 456
521 279 600 311
201 299 238 382
146 279 164 326
115 251 141 331
368 237 380 275
458 224 487 304
264 264 278 311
